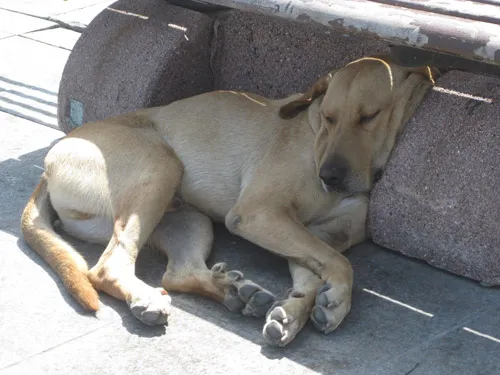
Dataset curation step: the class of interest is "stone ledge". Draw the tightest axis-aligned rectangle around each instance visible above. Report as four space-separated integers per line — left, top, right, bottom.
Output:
57 0 214 133
369 70 500 285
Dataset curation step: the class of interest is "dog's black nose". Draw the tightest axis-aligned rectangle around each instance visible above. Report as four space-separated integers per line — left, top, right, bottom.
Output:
319 163 347 189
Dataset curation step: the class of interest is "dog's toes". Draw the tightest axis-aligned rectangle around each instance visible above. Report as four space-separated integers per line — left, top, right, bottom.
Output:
310 282 350 334
218 270 275 317
211 262 228 278
129 288 172 325
262 298 308 347
241 285 275 317
263 304 291 347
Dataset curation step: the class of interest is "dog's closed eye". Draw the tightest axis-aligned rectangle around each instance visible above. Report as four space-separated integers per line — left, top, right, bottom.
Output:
325 115 336 125
360 110 380 126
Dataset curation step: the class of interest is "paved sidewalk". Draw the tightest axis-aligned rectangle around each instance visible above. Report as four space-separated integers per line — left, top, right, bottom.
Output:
1 4 500 375
0 0 115 30
0 5 83 128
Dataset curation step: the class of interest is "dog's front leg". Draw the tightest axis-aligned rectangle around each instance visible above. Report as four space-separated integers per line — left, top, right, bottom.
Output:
226 205 353 343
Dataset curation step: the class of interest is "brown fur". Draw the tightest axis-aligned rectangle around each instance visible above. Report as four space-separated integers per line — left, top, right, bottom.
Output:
21 178 100 311
21 55 436 345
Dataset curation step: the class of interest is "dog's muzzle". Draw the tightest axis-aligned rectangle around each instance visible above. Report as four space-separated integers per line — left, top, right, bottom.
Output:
319 160 348 192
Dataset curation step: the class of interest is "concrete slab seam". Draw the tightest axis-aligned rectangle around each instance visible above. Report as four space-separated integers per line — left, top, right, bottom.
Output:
0 321 115 371
18 34 73 52
0 7 85 32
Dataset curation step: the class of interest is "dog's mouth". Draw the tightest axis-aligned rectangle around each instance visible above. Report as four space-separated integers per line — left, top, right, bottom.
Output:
320 179 352 196
320 178 371 197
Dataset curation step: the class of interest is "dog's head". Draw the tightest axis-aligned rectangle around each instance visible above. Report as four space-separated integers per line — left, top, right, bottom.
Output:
280 55 437 195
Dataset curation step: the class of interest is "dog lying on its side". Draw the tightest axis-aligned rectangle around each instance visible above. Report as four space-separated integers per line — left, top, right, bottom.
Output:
21 55 436 347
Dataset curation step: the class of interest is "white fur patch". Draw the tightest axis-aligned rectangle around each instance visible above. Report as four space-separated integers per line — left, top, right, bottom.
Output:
59 216 113 244
320 180 330 193
338 197 362 210
334 196 367 217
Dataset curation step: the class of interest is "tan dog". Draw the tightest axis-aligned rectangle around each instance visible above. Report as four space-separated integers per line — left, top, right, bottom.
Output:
21 56 435 347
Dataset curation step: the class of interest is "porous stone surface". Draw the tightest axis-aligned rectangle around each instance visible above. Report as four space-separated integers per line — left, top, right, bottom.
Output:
211 11 389 97
57 0 214 133
369 70 500 285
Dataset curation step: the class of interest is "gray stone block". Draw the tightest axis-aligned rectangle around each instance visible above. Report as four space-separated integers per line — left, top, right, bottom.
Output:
369 70 500 285
212 11 389 98
57 0 214 133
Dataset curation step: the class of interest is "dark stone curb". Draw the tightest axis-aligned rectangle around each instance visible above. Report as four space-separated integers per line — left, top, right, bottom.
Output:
57 0 214 132
369 70 500 285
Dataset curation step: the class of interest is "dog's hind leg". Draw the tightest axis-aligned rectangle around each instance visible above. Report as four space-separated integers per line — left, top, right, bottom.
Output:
67 124 185 325
149 205 275 317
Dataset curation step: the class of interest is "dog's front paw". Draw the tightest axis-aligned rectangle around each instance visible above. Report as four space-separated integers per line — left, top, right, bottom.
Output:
128 288 172 325
310 283 351 334
211 262 275 317
262 290 311 347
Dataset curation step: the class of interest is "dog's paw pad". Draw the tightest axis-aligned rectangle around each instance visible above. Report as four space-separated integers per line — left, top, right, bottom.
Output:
221 274 275 317
263 319 288 345
241 287 275 317
310 282 350 334
129 288 172 326
263 304 301 347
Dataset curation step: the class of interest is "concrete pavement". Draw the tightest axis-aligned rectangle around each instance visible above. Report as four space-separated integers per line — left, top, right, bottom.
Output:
1 3 500 375
0 0 115 31
0 6 79 128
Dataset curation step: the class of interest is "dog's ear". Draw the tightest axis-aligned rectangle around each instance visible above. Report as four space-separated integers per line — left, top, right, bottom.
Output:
381 52 437 133
279 72 335 120
404 65 440 83
367 53 440 83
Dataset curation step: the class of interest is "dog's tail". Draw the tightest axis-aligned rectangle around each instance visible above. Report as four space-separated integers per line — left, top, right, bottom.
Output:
21 176 100 311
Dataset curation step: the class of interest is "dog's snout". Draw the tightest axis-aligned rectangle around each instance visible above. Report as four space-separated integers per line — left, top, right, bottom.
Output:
319 162 347 189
